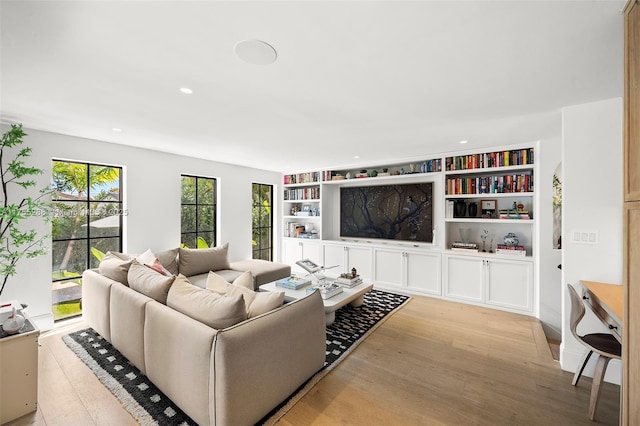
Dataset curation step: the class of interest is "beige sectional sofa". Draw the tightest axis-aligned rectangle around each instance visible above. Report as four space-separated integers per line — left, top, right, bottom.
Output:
82 245 326 426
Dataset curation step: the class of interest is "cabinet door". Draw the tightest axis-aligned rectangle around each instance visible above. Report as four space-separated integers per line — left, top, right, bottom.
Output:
301 240 323 266
283 239 304 272
374 249 404 288
323 243 346 277
406 251 441 296
444 255 483 302
346 246 373 282
485 258 533 312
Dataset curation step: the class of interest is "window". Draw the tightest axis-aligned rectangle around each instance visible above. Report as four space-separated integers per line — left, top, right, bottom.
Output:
181 175 216 248
252 183 273 261
51 160 123 321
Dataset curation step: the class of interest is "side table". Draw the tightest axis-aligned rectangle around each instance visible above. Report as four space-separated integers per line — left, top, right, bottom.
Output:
0 310 39 424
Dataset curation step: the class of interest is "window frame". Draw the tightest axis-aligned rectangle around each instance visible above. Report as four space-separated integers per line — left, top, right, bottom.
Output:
252 182 273 261
180 174 217 249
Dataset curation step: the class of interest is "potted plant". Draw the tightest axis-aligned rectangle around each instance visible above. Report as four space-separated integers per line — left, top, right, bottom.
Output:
0 124 50 302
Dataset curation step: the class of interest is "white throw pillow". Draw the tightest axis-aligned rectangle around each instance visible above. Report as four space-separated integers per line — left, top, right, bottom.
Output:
167 274 247 329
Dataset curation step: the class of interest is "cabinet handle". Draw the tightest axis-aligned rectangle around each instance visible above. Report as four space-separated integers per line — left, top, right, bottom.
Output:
608 324 618 330
582 295 590 301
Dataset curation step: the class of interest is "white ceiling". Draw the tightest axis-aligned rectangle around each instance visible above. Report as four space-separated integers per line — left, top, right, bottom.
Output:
0 1 625 173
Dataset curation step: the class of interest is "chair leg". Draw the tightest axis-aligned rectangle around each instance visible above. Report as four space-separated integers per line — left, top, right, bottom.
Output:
573 350 593 386
588 354 611 421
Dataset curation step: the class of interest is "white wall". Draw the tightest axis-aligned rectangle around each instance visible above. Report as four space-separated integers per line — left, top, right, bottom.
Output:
537 136 563 340
0 127 281 330
560 98 623 384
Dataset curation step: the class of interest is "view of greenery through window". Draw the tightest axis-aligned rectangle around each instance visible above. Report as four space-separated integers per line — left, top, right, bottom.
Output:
181 175 216 248
51 160 123 321
252 183 273 261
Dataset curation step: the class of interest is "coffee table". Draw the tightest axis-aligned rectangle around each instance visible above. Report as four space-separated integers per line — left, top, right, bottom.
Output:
259 280 373 325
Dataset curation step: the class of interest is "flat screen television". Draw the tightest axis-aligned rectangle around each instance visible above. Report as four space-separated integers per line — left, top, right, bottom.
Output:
340 182 433 243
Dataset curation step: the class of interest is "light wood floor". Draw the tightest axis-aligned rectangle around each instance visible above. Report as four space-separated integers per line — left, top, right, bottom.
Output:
7 295 619 426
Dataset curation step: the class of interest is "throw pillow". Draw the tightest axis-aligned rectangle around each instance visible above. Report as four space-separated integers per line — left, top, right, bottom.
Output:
178 243 231 276
227 285 284 318
99 251 134 285
206 271 230 294
167 274 247 329
206 270 253 294
128 260 176 304
156 248 179 275
134 248 174 277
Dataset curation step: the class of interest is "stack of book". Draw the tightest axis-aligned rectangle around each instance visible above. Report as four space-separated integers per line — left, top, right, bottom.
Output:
307 283 343 299
451 242 479 252
275 275 311 290
495 244 527 256
498 210 531 220
335 274 363 288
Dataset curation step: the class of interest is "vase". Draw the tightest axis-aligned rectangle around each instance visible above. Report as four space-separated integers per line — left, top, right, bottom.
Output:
503 232 519 246
468 202 478 218
454 200 467 218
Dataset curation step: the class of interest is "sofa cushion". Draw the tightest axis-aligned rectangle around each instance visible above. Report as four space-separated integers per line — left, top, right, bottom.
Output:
128 260 176 304
167 274 247 329
227 285 285 318
99 251 134 285
207 271 284 318
206 271 253 294
229 259 291 288
156 248 179 275
178 243 230 276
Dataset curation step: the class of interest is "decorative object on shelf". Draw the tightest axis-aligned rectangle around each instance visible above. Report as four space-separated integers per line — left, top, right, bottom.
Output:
2 306 25 335
459 228 471 243
368 169 378 178
454 199 467 218
290 204 300 216
420 161 428 173
480 199 497 218
503 232 519 247
489 236 494 253
481 229 489 252
351 267 357 278
346 171 353 179
468 202 478 218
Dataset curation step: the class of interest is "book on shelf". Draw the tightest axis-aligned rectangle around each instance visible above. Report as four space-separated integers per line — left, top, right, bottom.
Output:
451 247 479 253
495 244 525 251
495 248 527 256
451 242 478 249
275 275 311 290
450 241 479 252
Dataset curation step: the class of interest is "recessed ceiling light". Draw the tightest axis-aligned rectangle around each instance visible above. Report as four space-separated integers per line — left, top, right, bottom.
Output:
234 39 277 65
459 140 468 144
112 128 122 132
180 87 193 94
353 155 360 159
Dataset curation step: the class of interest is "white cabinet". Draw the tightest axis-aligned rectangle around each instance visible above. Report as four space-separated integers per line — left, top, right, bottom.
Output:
444 254 533 313
283 239 322 275
485 258 533 312
374 248 441 295
444 255 484 302
322 243 372 282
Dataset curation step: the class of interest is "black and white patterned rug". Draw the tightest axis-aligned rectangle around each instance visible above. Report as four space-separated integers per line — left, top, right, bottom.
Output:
63 289 410 426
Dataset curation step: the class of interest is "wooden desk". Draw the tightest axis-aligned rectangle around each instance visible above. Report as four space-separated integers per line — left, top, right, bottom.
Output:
580 280 623 343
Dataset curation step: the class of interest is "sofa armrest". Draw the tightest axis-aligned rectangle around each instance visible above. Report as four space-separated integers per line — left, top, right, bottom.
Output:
82 269 117 342
210 290 325 426
229 259 291 289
